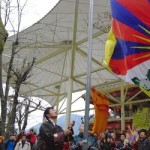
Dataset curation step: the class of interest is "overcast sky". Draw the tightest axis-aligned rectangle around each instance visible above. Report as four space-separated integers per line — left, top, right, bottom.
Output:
21 0 60 29
3 0 60 35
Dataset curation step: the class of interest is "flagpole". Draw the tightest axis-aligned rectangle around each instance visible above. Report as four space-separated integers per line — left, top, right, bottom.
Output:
0 0 1 19
0 0 1 123
83 0 94 149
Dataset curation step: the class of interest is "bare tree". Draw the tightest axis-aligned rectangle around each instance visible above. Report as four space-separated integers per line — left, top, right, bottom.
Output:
6 57 35 134
16 98 41 132
0 11 8 135
0 0 29 135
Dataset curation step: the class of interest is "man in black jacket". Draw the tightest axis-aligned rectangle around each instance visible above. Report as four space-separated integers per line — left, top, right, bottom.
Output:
35 107 71 150
116 134 132 150
137 129 150 150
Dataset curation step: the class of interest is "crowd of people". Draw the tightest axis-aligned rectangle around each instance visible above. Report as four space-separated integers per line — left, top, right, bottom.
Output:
0 107 150 150
33 107 150 150
68 124 150 150
1 129 37 150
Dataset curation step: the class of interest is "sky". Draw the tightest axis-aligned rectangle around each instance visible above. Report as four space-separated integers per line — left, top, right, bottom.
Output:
20 0 60 30
2 0 95 130
3 0 60 35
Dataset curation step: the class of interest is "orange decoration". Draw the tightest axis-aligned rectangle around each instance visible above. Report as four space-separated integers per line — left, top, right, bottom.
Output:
91 88 109 135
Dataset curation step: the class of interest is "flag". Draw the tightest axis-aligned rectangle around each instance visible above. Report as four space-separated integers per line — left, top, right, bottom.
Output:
133 107 150 130
104 0 150 94
91 88 109 135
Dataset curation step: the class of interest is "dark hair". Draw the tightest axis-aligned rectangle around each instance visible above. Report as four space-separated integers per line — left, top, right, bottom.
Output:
138 129 147 136
22 134 26 137
30 129 33 132
106 135 112 139
44 107 54 120
120 133 126 138
105 132 112 139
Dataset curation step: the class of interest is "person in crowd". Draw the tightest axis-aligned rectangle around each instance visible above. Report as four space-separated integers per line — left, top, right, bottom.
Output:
97 132 106 150
34 107 71 150
116 133 132 150
33 133 37 143
15 135 30 150
26 129 37 148
70 124 98 150
13 132 18 140
17 130 26 143
101 134 116 150
133 129 150 150
5 135 16 150
70 121 75 139
111 132 118 147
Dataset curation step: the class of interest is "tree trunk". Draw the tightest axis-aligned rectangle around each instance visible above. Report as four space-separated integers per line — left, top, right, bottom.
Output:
21 108 29 131
0 19 8 135
7 57 35 134
0 50 4 135
18 108 22 132
7 83 20 134
3 43 15 134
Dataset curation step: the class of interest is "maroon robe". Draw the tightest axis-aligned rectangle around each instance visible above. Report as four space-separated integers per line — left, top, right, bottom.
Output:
35 120 65 150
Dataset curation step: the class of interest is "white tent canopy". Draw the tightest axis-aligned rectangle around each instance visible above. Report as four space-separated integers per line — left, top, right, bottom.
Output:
3 0 121 116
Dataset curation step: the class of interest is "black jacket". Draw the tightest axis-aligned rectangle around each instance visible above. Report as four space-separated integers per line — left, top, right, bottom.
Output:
138 138 150 150
35 120 65 150
102 142 115 150
116 141 132 150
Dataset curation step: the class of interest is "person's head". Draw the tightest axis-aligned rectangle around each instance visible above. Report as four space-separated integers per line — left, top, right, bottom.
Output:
120 133 126 141
68 121 75 129
29 129 34 134
34 132 37 135
71 121 75 127
111 132 116 140
44 107 57 120
21 135 26 142
138 129 147 139
14 131 17 136
100 132 105 139
106 135 112 143
88 123 93 131
9 135 15 141
79 124 84 133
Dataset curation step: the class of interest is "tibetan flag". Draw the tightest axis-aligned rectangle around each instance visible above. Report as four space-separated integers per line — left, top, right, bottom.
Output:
104 0 150 94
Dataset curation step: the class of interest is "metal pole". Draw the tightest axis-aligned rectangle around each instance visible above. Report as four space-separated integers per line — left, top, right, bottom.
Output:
56 94 60 114
0 0 2 122
121 80 125 131
0 96 1 122
0 0 1 19
83 0 94 149
65 0 79 129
